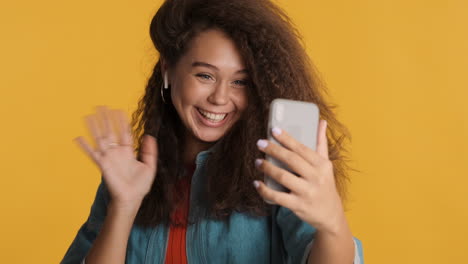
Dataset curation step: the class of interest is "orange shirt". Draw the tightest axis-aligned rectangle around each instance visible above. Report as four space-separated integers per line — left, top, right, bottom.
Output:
164 164 195 264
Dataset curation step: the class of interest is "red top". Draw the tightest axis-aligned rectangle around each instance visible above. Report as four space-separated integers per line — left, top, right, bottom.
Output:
164 164 195 264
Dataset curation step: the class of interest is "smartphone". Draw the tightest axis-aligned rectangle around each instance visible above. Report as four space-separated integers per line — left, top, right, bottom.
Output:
264 98 320 204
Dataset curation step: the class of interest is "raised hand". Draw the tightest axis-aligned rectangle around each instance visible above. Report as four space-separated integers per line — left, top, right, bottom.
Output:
73 105 158 209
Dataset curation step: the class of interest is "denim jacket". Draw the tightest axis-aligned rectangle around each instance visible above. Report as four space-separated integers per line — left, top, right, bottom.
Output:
61 149 364 264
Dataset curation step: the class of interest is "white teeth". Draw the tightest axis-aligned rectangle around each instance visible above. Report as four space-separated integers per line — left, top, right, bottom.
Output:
198 108 227 122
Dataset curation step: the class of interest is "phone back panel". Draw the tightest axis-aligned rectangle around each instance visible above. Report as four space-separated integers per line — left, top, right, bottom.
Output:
265 99 320 202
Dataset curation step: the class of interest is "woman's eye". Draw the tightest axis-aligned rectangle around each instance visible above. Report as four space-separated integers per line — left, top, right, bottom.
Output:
195 73 213 80
233 79 248 87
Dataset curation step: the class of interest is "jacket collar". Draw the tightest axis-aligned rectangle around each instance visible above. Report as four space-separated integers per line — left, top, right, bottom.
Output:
194 141 220 166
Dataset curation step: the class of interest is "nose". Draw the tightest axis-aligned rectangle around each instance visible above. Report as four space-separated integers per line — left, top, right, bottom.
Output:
207 81 229 105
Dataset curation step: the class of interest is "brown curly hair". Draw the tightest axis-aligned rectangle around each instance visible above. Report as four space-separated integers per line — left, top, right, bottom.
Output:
131 0 357 227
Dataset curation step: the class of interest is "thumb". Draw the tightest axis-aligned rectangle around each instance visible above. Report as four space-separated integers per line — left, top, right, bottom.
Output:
140 134 158 170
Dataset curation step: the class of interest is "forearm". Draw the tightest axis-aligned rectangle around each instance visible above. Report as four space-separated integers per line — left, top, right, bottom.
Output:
85 201 140 264
307 216 355 264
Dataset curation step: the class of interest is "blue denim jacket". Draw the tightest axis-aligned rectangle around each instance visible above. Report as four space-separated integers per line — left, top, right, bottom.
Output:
61 149 364 263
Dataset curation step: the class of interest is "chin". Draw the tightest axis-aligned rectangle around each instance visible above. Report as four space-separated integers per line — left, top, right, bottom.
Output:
193 130 226 143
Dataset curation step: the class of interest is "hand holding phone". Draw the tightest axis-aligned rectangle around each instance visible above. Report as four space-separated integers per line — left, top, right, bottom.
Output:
264 99 320 204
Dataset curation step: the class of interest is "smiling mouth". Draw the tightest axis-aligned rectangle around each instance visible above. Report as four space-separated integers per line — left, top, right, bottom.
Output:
196 108 228 123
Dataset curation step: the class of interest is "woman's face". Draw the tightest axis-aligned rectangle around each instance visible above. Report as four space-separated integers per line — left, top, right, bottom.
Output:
166 29 249 143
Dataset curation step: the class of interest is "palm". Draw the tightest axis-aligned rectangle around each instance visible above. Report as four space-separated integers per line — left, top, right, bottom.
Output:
98 145 155 203
73 106 158 205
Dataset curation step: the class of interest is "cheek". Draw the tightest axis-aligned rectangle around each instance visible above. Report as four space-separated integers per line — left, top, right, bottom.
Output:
234 90 248 112
171 78 200 107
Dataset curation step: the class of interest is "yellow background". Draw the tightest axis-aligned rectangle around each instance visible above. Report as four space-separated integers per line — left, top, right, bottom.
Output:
1 0 466 263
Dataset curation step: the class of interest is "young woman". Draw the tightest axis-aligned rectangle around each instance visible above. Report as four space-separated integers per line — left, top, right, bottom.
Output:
62 0 363 263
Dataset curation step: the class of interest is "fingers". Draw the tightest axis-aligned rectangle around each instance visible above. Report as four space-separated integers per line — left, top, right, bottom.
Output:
255 158 307 195
256 138 314 179
253 180 299 210
78 106 132 165
140 134 158 170
84 106 126 154
115 109 133 147
269 126 327 166
315 120 329 159
96 105 119 144
73 136 102 166
85 114 107 154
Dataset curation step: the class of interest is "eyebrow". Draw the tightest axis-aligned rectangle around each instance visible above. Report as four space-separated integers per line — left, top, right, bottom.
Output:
191 61 248 74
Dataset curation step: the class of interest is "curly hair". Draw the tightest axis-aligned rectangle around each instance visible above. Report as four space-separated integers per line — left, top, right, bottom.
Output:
131 0 357 227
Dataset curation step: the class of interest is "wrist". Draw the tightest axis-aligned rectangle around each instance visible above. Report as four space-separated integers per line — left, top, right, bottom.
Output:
108 200 142 216
310 216 355 264
318 213 351 238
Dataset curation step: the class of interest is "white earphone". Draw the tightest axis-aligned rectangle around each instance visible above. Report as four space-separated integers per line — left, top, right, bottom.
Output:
164 71 169 89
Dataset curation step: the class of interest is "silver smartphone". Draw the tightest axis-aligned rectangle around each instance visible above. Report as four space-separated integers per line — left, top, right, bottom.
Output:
264 98 320 204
